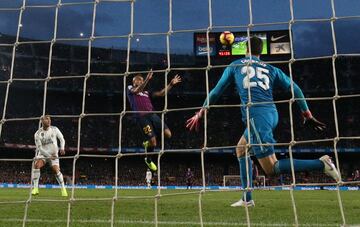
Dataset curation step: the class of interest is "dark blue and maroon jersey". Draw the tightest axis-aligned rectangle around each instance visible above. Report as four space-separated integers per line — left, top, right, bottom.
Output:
127 85 154 116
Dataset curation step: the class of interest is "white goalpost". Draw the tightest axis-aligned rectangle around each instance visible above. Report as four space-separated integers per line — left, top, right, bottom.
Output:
0 0 360 227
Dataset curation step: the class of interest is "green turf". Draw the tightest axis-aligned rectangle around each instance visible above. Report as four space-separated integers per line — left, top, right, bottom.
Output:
0 188 359 226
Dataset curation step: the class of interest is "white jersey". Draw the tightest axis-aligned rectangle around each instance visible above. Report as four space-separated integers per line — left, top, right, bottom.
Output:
146 171 152 181
34 126 65 158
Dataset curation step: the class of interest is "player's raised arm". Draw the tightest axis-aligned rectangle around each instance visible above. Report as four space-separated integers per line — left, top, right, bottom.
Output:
186 66 234 131
131 70 153 94
153 74 182 97
275 68 326 131
55 127 66 155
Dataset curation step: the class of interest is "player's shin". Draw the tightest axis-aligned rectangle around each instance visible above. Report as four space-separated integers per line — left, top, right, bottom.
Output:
238 157 253 202
32 169 40 189
274 159 324 175
146 146 154 161
143 142 157 171
55 171 65 188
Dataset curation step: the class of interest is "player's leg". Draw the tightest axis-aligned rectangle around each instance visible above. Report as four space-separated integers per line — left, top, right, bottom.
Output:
230 135 255 207
256 154 278 176
144 136 157 171
151 113 171 139
257 153 340 182
51 159 68 197
148 136 157 147
138 115 158 171
258 153 323 176
31 158 45 195
164 128 172 139
145 113 171 170
231 112 284 207
253 111 340 182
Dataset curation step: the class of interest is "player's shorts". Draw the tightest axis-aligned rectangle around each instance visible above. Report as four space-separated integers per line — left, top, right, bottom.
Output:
35 154 60 166
243 111 278 159
146 179 151 184
137 114 169 140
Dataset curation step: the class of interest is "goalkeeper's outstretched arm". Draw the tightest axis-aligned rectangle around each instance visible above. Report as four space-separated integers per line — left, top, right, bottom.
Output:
275 68 326 131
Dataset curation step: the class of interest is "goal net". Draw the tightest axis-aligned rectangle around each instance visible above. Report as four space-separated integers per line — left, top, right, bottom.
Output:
0 0 360 227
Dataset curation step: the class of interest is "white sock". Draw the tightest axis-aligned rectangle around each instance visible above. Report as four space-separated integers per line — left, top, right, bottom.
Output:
32 169 40 189
55 172 65 188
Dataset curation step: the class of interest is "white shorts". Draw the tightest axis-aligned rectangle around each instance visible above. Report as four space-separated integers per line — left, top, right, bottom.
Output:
35 154 59 166
146 179 151 184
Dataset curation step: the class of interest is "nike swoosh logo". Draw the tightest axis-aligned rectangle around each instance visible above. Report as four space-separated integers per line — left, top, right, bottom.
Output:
271 35 287 41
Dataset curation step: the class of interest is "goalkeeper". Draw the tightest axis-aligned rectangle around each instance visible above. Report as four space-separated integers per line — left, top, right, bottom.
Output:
186 36 340 207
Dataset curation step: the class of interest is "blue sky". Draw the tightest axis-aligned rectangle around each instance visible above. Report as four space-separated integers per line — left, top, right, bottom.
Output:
0 0 359 57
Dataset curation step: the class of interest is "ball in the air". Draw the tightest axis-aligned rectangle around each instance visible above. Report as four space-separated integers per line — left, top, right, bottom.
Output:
220 31 235 45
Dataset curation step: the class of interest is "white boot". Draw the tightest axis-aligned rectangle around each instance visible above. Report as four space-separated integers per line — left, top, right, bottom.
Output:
319 155 341 183
230 199 255 207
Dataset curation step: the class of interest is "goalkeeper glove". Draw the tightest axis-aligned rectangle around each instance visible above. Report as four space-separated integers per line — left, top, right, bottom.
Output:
302 110 326 131
186 108 205 132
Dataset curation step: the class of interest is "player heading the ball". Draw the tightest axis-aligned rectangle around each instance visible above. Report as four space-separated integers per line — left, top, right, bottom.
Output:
127 70 181 171
186 36 340 207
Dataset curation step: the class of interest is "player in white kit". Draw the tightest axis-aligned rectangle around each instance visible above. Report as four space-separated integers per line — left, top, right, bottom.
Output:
145 169 152 189
31 115 68 196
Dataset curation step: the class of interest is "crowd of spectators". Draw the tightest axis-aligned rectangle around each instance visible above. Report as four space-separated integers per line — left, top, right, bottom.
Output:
1 91 359 150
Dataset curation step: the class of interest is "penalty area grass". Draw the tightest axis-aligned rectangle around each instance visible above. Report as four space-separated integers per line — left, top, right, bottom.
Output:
0 188 359 226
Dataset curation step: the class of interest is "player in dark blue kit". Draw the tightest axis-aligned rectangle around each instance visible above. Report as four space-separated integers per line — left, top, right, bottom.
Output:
186 36 341 207
128 70 181 171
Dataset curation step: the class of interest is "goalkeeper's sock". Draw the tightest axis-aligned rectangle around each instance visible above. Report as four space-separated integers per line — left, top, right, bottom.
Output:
55 171 65 188
274 159 324 175
32 169 40 188
238 157 253 202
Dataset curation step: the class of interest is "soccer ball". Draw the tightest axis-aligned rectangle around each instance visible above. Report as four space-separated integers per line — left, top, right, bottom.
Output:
219 31 235 45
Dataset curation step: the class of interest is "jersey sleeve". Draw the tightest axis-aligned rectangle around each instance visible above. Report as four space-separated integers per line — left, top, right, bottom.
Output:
274 67 309 112
203 66 234 107
55 127 65 150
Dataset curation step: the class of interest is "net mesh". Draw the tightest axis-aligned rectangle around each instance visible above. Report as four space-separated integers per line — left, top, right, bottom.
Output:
0 0 359 226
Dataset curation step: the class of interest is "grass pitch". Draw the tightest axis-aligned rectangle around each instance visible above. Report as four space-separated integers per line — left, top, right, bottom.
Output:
0 188 359 226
